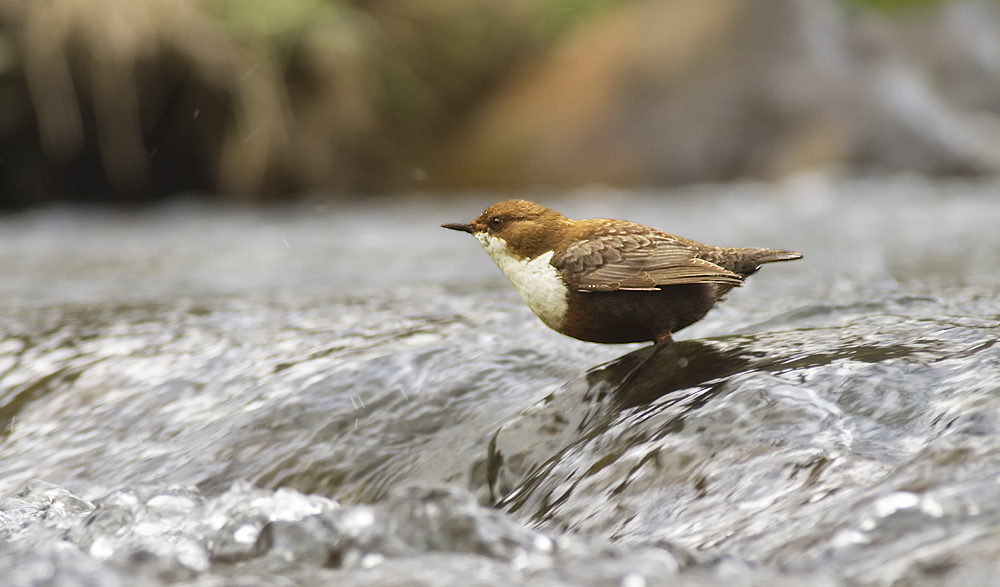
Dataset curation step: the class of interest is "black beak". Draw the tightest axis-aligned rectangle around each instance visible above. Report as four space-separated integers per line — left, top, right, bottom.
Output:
441 223 475 233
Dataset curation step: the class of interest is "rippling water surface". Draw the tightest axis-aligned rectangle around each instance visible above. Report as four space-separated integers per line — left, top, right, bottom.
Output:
1 176 999 586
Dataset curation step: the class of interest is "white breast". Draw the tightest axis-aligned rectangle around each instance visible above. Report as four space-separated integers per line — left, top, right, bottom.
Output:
475 233 568 330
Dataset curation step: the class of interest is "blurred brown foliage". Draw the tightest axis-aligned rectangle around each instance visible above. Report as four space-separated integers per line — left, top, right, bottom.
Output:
0 0 998 204
0 0 586 202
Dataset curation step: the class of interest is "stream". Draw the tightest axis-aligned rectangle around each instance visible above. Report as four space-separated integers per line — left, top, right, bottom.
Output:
1 175 999 586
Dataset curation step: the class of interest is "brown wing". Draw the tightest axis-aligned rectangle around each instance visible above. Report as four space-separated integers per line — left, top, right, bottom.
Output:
551 232 744 292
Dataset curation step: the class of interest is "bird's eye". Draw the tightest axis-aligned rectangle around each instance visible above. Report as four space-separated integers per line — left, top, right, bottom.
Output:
490 216 503 228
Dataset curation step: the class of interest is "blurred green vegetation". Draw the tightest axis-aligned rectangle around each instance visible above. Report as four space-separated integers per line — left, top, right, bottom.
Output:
537 0 629 38
208 0 333 37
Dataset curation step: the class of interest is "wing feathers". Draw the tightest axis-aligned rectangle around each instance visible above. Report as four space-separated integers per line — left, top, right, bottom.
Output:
552 232 743 293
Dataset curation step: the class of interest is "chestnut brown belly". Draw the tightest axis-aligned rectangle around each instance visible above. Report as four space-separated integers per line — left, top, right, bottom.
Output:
559 284 719 344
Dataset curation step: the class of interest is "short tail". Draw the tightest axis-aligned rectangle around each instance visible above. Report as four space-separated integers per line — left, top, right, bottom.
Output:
722 247 802 277
751 248 803 265
702 246 802 278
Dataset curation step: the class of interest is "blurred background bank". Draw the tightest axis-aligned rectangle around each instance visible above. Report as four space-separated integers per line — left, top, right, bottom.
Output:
0 0 999 204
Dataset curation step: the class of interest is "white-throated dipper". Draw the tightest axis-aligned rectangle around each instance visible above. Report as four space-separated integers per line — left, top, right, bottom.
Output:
443 200 802 345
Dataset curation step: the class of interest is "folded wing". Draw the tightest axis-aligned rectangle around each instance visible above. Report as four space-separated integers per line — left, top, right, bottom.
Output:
551 231 744 292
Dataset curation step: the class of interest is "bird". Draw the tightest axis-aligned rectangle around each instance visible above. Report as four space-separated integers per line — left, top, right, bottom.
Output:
442 200 801 345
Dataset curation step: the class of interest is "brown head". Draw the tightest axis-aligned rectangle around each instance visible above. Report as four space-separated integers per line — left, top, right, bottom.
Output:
442 200 574 259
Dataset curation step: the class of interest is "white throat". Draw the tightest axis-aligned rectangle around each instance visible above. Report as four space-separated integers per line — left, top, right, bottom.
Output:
475 233 568 330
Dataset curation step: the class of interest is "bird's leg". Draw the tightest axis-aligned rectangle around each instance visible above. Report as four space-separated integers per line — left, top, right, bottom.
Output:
608 333 675 402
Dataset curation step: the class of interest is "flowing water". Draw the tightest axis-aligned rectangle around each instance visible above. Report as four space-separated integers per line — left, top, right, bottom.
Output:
1 175 999 586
